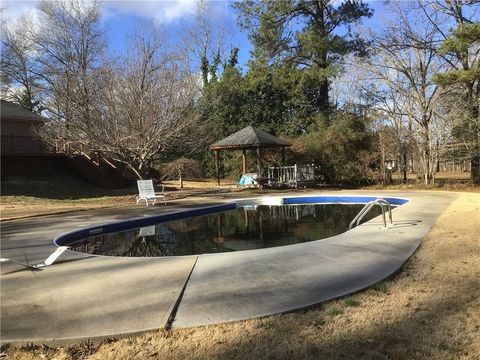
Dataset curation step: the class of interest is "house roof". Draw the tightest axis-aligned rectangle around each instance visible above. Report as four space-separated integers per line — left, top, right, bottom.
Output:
0 100 45 123
210 125 291 150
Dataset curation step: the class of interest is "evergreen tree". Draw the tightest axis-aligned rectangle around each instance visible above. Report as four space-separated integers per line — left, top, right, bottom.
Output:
201 47 292 140
435 22 480 184
304 111 377 184
234 0 373 116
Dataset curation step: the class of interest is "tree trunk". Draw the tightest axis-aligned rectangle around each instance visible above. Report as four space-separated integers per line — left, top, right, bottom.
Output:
215 150 220 185
379 130 385 184
423 152 433 186
313 5 330 113
242 149 247 173
471 134 480 184
421 126 434 185
126 163 143 180
471 155 480 184
470 103 480 184
318 78 329 112
256 147 261 175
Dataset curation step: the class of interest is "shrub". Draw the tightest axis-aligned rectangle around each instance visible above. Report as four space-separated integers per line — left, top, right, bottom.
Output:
303 111 379 184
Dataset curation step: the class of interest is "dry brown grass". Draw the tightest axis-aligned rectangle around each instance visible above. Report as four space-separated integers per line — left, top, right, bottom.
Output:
392 171 471 180
0 176 239 220
0 174 136 220
0 195 136 221
4 192 479 359
162 179 237 189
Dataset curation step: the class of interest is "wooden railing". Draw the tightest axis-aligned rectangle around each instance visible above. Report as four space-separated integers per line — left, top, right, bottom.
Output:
67 154 126 188
267 164 316 188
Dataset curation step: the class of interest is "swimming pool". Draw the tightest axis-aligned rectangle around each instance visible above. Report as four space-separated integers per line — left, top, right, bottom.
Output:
55 196 409 257
8 191 459 342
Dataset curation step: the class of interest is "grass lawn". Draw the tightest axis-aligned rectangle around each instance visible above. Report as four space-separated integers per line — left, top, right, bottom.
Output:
0 176 239 220
0 175 136 220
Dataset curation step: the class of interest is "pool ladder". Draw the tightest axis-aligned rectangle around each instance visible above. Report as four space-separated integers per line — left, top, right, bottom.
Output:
349 199 393 230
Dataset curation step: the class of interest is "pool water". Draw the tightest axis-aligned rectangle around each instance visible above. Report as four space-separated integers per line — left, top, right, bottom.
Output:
68 204 383 257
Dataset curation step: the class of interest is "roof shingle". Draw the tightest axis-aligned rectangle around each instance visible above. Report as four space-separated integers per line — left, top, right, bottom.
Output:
210 125 291 150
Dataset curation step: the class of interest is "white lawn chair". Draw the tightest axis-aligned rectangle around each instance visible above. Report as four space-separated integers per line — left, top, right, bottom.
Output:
136 180 167 206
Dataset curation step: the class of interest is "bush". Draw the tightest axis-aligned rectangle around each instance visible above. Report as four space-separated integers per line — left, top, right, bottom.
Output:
303 112 379 184
161 157 203 188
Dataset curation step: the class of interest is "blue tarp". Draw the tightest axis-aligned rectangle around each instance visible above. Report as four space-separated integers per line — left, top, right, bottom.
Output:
239 173 258 185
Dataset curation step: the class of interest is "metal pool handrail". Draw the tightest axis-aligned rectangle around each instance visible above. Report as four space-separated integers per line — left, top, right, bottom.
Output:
349 199 393 230
375 198 393 225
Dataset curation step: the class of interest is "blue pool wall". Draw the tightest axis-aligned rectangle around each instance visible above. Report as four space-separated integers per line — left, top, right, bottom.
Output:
283 196 409 206
54 196 410 247
54 203 236 247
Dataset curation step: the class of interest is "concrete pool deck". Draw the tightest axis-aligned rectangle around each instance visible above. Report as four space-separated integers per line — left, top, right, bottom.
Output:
0 191 458 344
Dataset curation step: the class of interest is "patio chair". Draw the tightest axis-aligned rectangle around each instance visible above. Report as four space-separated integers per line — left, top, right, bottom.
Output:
136 180 167 206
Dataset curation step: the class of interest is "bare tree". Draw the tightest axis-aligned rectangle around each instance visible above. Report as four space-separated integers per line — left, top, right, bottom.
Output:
41 22 204 178
0 16 42 110
365 3 448 185
33 0 105 127
101 25 204 178
162 157 203 188
419 0 480 183
16 1 205 178
182 0 230 86
330 58 375 116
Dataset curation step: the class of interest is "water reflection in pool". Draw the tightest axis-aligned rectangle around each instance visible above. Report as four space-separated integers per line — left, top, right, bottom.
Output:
69 204 382 257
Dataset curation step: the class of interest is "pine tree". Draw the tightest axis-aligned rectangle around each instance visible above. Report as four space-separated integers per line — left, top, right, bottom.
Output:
234 0 373 114
435 23 480 184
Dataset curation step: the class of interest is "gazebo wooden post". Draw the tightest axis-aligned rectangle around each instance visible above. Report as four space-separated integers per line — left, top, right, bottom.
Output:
281 146 286 166
242 149 247 174
215 150 220 185
256 147 261 175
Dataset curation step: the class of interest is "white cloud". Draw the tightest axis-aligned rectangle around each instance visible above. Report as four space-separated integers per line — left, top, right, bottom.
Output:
1 0 205 26
101 0 198 24
1 1 41 24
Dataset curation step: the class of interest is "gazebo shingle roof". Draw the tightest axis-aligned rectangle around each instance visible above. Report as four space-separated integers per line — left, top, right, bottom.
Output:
210 125 291 150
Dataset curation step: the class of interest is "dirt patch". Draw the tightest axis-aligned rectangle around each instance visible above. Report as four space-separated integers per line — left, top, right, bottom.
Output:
5 192 479 359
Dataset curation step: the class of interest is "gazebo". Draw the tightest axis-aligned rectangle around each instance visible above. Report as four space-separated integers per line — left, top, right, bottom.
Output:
209 125 291 185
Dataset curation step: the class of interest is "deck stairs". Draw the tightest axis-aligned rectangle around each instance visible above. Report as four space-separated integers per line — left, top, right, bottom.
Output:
68 153 126 189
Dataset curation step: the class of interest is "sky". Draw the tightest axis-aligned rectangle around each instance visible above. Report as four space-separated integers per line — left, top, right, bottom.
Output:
1 0 388 70
2 0 250 66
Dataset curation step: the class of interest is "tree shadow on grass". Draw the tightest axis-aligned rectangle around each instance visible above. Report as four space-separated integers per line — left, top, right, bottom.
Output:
201 279 478 360
1 174 240 201
1 174 137 200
